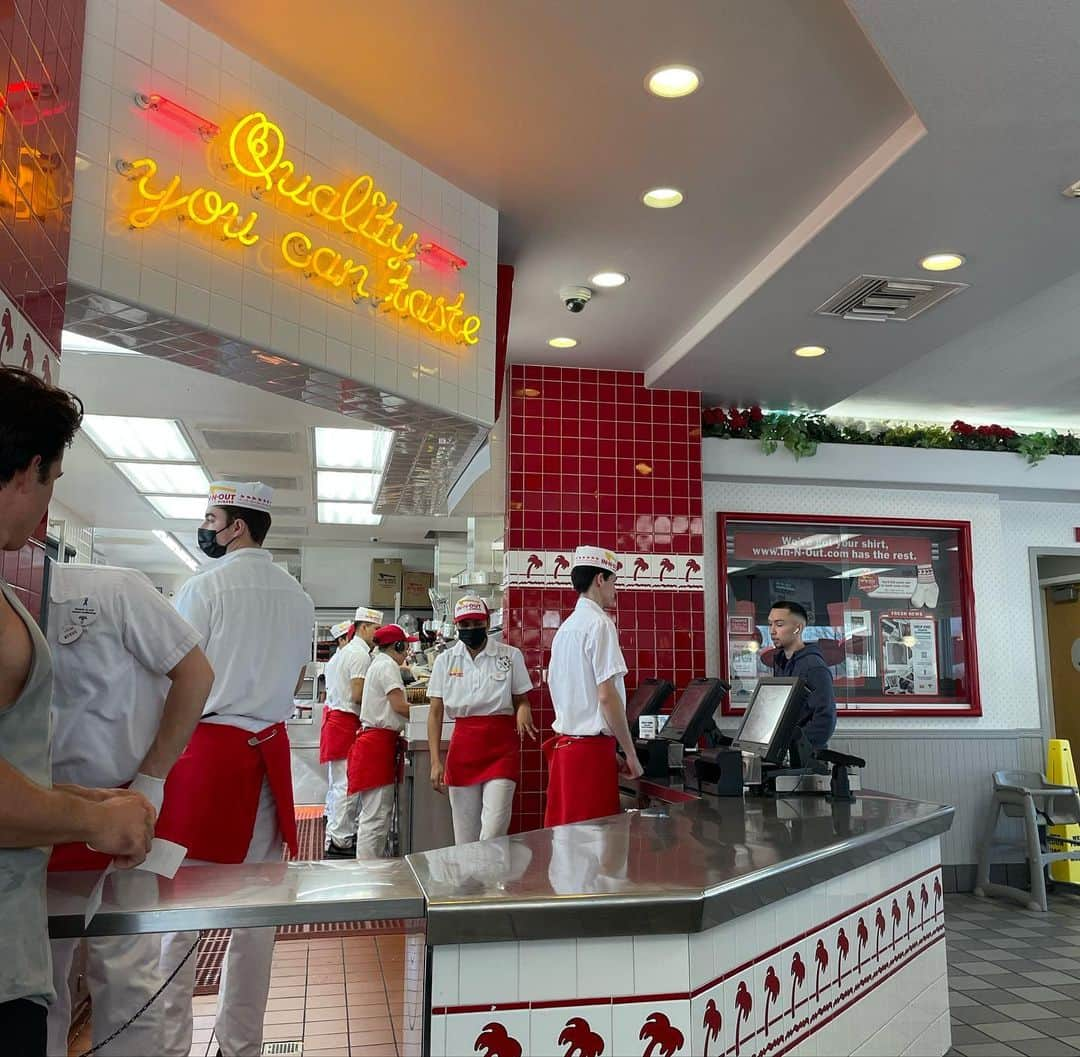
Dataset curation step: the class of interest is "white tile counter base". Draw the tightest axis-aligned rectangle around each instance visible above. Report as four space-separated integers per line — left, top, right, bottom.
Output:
430 838 948 1057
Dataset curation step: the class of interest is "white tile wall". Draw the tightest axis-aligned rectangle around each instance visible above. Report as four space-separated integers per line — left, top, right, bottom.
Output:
73 0 498 427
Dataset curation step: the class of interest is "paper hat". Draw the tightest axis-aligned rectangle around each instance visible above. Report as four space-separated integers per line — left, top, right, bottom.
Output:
571 545 619 575
454 596 490 623
207 481 273 513
373 624 419 647
330 620 352 640
354 606 384 625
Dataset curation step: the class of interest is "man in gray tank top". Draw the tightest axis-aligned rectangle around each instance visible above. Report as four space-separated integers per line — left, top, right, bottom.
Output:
0 368 157 1056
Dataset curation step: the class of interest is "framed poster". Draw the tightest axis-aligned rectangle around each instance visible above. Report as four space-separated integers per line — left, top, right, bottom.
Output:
718 513 981 717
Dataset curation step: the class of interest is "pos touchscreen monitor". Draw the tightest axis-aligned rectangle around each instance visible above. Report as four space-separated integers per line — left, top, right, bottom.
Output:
626 678 674 738
659 678 730 747
731 677 805 765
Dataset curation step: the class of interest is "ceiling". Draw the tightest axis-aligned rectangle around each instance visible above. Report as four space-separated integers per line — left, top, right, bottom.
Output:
54 345 466 573
162 0 1080 430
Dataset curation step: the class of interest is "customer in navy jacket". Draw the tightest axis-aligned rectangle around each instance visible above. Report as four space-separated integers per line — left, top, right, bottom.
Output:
767 600 837 748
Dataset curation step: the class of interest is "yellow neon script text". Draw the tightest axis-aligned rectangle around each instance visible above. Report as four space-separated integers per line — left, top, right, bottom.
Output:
127 158 259 245
281 232 371 299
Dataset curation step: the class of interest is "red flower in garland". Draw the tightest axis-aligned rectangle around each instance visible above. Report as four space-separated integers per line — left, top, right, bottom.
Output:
703 407 728 427
749 405 764 422
729 409 748 430
951 420 975 436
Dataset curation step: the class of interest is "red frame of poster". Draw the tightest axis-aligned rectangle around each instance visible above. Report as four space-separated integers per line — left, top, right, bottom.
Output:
717 512 983 718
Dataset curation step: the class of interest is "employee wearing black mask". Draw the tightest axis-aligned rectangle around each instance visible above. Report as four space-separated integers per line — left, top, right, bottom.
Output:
427 597 536 844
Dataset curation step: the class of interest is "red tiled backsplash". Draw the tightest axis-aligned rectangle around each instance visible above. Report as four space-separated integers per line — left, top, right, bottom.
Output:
504 365 706 833
0 534 47 621
0 0 85 352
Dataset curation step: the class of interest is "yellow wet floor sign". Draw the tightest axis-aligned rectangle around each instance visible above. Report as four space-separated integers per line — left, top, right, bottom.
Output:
1047 739 1080 883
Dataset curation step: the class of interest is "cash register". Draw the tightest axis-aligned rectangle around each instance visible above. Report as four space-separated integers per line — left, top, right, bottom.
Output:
634 678 729 778
626 678 674 739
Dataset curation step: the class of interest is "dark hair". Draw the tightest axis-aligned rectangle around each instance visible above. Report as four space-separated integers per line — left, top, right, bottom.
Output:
0 367 83 485
770 599 809 623
220 504 272 545
571 565 614 594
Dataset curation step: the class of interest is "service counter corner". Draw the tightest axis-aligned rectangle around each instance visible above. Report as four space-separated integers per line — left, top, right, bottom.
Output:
48 785 953 1057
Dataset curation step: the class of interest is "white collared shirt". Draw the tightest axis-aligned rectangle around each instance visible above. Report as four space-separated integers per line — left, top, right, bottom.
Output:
359 650 407 732
548 596 627 736
327 636 372 715
427 639 532 718
48 564 200 788
174 548 315 733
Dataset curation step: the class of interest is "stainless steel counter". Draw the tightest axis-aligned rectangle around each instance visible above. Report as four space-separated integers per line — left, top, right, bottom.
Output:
407 789 953 946
47 858 424 939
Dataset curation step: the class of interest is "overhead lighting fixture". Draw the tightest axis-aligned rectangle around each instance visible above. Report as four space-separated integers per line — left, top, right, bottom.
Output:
82 416 196 461
794 345 828 358
145 495 208 520
643 187 684 209
548 337 577 349
313 427 391 471
116 462 209 495
316 470 381 503
317 502 383 526
590 271 628 288
920 252 966 272
646 65 702 99
62 330 140 355
153 529 199 572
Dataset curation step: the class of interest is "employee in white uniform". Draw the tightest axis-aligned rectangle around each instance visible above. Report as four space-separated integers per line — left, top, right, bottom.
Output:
156 482 315 1057
427 597 535 845
348 624 412 859
545 545 643 828
45 563 213 1057
320 606 382 857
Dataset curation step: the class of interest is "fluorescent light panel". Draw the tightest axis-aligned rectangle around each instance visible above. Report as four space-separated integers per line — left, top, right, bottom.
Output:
145 495 207 520
152 529 199 571
116 462 209 495
316 470 380 503
314 427 391 471
82 415 196 462
317 502 382 525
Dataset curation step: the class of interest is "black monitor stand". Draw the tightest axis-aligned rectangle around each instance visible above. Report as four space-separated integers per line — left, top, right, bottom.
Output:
760 733 866 801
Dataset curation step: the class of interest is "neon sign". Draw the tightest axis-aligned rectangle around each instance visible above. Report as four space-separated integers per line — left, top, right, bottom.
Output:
124 110 481 345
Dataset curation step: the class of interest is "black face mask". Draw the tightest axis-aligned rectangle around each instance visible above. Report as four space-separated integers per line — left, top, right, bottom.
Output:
458 627 487 650
197 527 229 559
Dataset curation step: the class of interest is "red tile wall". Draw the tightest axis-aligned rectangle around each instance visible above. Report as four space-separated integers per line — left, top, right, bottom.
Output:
0 0 85 617
503 365 705 832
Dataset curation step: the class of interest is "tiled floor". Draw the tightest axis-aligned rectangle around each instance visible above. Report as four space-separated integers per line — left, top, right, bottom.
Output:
188 933 407 1057
945 890 1080 1057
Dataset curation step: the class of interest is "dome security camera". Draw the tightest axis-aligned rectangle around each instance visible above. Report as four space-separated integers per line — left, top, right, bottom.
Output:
560 285 593 313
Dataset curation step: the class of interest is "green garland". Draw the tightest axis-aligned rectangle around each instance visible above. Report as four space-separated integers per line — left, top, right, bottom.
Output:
701 405 1080 466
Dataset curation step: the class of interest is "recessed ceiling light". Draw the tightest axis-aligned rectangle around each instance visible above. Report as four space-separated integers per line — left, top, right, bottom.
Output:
590 271 628 288
643 187 684 209
920 252 966 271
794 345 828 358
548 337 577 349
82 415 195 461
316 470 381 503
313 427 391 471
317 502 383 525
646 65 702 99
145 495 208 520
115 462 209 495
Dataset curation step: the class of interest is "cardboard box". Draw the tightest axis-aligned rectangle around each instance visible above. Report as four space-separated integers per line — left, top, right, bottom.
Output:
370 558 404 607
402 569 434 609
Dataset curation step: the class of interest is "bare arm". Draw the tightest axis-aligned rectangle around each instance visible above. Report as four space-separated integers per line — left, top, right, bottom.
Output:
0 757 154 866
350 677 365 706
513 693 538 740
137 646 214 779
388 686 411 718
598 677 643 779
428 696 446 792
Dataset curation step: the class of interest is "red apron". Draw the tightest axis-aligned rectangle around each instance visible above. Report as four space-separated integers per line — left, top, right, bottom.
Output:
347 726 402 794
445 714 519 787
319 706 360 763
543 734 619 828
154 720 298 862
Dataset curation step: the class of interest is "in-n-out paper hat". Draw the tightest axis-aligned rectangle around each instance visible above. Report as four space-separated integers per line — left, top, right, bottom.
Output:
571 545 619 574
354 606 384 625
207 481 273 513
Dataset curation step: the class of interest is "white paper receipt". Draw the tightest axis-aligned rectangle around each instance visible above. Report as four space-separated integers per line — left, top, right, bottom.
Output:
83 838 188 927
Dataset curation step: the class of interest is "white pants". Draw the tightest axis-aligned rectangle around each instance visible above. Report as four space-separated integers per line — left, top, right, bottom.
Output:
325 759 359 844
159 779 283 1057
355 783 396 859
47 934 164 1056
448 779 516 845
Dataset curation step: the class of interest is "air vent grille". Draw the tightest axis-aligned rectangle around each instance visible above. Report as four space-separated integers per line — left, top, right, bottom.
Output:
201 430 297 452
815 274 967 322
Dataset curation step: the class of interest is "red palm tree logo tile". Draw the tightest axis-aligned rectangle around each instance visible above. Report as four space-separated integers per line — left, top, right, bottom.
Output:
701 998 722 1057
559 1016 605 1057
474 1021 523 1057
639 1011 684 1056
763 966 781 1034
790 950 806 1017
734 981 753 1056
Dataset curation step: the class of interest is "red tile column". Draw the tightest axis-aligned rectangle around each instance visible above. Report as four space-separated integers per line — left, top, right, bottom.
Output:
503 365 705 832
0 0 86 616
